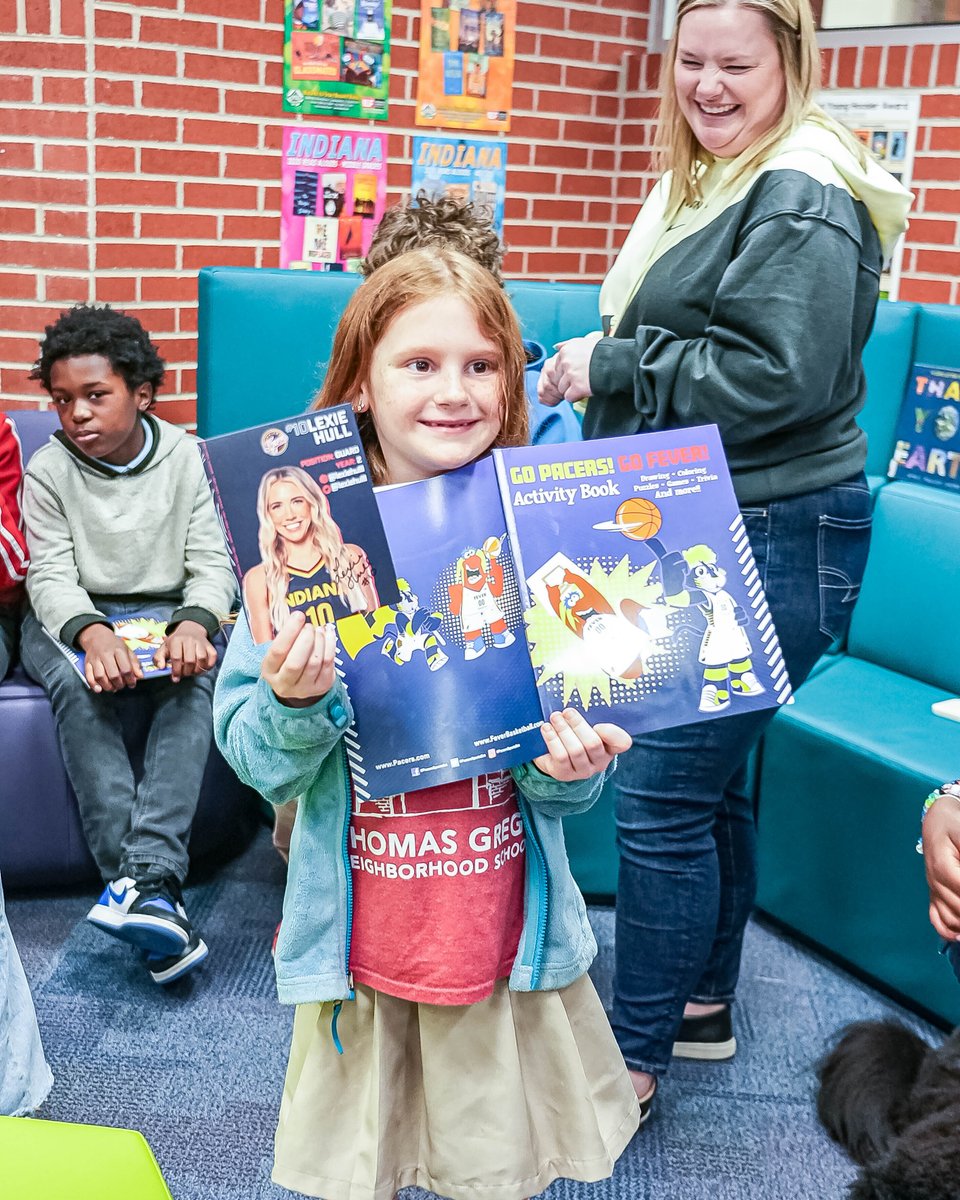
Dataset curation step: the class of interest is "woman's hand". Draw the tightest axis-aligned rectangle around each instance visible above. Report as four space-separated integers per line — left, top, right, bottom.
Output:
923 794 960 940
156 619 217 682
538 332 603 406
533 709 631 782
262 610 338 708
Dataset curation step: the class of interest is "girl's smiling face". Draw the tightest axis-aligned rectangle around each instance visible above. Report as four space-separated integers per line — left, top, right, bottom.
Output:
357 294 503 485
267 480 314 544
674 6 786 160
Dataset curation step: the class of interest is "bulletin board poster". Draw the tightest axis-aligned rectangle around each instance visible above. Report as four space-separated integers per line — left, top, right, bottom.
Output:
280 125 387 272
411 135 507 236
415 0 516 133
819 89 919 301
283 0 392 122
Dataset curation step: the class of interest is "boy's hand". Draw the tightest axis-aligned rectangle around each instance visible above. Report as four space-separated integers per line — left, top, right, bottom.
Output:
533 709 631 782
262 611 337 708
77 623 143 693
155 619 217 683
923 795 960 940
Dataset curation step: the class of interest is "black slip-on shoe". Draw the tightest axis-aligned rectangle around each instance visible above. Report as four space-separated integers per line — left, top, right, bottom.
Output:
672 1006 737 1060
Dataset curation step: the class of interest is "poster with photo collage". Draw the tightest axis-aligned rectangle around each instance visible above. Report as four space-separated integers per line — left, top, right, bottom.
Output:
283 0 392 121
819 89 919 301
411 135 507 237
280 125 387 271
415 0 515 132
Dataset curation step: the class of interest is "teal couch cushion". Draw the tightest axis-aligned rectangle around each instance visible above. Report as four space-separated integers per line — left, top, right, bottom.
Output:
197 267 602 438
846 482 960 692
859 300 918 480
756 654 960 1026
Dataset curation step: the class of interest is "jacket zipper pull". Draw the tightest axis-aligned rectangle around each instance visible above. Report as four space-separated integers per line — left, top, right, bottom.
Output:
330 1000 345 1055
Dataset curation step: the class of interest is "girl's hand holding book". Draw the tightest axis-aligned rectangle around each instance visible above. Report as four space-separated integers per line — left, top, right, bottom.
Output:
263 610 338 708
533 709 631 782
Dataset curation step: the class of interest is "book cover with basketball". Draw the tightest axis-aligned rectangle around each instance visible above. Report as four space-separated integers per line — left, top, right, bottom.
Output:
334 425 790 800
44 611 173 687
493 424 792 737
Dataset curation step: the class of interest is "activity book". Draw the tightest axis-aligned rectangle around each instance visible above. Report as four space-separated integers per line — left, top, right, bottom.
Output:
46 611 173 685
200 416 790 800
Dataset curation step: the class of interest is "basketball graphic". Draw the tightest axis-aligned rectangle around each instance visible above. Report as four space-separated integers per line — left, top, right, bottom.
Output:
612 497 663 541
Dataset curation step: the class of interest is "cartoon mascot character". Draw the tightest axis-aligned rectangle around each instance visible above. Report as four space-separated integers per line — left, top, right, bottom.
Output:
448 535 515 661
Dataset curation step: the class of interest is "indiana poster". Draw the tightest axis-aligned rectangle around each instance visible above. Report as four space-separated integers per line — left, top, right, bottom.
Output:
280 125 387 271
415 0 516 133
283 0 392 121
411 134 507 236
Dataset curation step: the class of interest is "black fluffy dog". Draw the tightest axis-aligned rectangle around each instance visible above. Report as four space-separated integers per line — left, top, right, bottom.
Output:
815 1019 960 1199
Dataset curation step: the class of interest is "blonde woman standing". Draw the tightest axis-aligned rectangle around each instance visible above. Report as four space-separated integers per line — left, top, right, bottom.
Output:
539 0 912 1114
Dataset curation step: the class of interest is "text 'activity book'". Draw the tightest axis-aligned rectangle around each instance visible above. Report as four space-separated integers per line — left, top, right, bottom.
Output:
888 363 960 494
201 417 790 800
46 612 173 685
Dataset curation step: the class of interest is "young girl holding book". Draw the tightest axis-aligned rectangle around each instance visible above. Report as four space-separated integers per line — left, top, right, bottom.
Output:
214 247 642 1199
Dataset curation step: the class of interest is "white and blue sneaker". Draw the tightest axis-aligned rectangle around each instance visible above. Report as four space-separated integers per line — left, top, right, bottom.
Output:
144 931 209 986
87 876 191 955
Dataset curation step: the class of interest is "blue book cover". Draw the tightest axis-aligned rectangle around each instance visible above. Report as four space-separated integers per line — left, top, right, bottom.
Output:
199 405 399 643
46 611 173 685
336 456 546 800
336 426 790 799
888 363 960 494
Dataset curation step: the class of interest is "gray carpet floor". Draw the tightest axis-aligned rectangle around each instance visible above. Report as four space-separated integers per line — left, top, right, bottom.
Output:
7 827 945 1200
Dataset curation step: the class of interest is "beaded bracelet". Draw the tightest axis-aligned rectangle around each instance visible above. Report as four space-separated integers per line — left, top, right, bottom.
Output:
917 779 960 854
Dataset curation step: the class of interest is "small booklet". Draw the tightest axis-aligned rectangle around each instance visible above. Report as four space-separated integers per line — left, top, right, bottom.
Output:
887 363 960 494
47 612 173 685
334 425 791 799
199 405 399 642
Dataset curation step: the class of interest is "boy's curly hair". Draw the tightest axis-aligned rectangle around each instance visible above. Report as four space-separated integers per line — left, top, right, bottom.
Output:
361 192 504 283
30 303 166 400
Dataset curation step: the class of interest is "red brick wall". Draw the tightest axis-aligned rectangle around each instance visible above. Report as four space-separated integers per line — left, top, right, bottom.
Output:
1 4 958 425
0 0 649 424
820 40 960 306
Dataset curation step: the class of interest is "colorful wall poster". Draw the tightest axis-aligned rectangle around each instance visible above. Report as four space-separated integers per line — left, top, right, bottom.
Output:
888 364 960 494
410 135 507 236
284 0 392 121
280 125 387 271
415 0 515 133
819 89 919 300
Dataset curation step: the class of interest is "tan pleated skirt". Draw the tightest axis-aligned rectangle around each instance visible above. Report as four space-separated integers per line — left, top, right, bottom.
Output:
272 973 640 1200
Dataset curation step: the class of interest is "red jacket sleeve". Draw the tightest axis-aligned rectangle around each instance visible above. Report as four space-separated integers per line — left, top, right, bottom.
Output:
0 414 29 604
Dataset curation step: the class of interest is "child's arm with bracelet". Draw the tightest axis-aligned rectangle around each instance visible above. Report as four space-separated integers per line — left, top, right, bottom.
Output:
921 781 960 941
214 610 352 806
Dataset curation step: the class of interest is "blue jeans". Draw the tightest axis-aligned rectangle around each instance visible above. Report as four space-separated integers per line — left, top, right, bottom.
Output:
612 474 872 1076
20 601 219 885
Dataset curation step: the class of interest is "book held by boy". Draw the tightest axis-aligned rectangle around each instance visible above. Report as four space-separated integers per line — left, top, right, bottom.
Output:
46 612 173 685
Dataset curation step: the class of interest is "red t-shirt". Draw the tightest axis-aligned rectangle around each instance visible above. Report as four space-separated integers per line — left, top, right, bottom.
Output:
348 771 526 1004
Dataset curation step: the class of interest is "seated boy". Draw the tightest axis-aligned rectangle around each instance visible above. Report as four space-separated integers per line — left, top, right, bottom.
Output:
921 778 960 983
360 193 583 447
20 304 237 985
0 413 29 680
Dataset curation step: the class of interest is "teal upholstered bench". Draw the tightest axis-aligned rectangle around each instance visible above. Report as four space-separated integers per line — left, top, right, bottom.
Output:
756 481 960 1025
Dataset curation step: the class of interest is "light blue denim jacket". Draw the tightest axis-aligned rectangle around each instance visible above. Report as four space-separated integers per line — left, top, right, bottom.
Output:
214 613 611 1006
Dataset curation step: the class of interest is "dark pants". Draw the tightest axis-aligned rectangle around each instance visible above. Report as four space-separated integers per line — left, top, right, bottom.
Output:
611 475 873 1076
20 604 218 885
0 609 17 681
